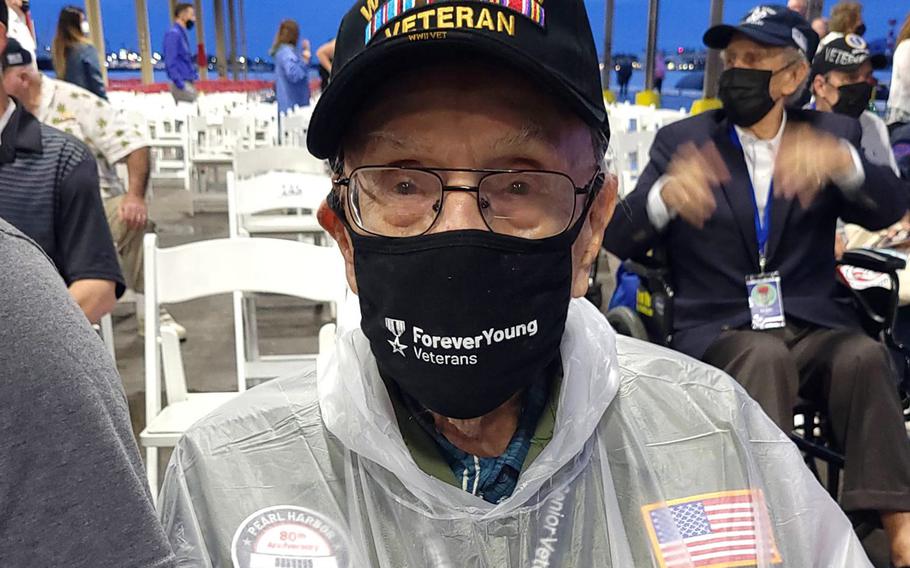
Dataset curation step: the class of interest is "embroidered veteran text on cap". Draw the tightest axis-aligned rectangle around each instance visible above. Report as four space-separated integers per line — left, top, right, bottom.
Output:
703 4 818 57
306 0 609 160
812 34 887 77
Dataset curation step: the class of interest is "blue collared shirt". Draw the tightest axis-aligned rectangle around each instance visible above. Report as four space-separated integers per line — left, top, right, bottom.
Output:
403 376 550 504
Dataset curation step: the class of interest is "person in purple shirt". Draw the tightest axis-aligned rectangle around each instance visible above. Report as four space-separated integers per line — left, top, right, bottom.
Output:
270 19 312 115
163 2 198 103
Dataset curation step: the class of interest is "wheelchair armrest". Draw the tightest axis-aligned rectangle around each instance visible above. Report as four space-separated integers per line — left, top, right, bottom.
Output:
838 248 907 274
624 257 670 282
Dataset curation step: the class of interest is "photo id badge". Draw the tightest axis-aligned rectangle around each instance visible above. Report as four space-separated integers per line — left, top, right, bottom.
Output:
746 272 786 330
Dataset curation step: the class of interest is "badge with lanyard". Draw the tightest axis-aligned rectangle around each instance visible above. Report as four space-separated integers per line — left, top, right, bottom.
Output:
732 128 786 331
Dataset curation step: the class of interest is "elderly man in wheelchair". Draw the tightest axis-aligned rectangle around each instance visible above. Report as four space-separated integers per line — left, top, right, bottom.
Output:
603 6 910 563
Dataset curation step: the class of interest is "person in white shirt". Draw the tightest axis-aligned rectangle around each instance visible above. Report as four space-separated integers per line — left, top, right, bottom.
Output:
5 0 34 54
888 13 910 127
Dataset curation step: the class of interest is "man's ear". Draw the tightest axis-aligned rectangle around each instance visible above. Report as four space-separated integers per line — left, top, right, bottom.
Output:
811 73 825 96
318 198 358 294
571 174 618 298
784 60 810 97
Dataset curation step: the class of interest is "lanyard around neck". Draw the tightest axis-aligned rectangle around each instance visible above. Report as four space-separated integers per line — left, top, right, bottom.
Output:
729 126 775 272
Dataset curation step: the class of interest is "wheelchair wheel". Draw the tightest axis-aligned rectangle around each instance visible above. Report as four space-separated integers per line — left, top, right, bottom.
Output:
606 307 650 341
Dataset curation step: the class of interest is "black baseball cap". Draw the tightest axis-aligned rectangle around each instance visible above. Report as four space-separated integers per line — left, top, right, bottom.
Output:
306 0 609 160
2 38 33 70
704 4 818 58
812 34 887 77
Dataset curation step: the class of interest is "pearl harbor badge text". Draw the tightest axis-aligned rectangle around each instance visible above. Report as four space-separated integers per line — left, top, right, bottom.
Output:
363 0 546 43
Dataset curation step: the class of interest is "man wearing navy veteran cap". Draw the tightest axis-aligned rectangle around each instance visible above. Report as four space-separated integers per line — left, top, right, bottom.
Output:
606 5 910 565
811 34 895 167
160 2 870 566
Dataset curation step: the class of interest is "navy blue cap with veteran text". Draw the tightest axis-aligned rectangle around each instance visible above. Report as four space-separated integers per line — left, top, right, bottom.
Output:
812 34 887 77
306 0 609 160
704 4 818 58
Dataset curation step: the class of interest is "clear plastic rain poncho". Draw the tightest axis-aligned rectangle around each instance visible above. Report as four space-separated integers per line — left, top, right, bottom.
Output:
159 299 870 567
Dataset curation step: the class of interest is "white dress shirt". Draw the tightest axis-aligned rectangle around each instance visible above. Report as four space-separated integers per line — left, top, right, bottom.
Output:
646 111 866 230
0 99 18 142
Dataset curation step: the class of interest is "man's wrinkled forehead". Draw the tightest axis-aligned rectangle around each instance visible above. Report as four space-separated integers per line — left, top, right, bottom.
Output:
722 34 795 65
357 122 556 155
343 61 581 151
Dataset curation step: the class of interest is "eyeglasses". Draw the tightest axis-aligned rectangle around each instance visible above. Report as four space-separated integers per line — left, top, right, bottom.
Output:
333 166 603 239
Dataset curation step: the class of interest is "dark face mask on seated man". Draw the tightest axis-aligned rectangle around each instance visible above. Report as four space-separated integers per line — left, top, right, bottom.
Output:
831 81 875 118
718 62 797 127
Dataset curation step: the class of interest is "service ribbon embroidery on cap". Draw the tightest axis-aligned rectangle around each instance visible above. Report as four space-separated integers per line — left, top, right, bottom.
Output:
363 0 546 43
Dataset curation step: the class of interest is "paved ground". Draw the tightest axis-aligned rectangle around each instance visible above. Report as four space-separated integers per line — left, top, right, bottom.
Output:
115 182 892 566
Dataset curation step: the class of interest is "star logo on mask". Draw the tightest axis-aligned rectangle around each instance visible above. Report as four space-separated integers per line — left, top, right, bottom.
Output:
388 336 407 357
385 317 407 358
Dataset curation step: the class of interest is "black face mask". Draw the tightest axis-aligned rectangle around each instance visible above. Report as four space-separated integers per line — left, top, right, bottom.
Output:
718 67 783 127
335 192 596 419
186 20 196 31
855 24 867 36
831 81 874 118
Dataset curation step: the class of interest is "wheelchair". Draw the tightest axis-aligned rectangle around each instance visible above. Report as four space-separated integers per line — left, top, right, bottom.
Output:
602 248 910 510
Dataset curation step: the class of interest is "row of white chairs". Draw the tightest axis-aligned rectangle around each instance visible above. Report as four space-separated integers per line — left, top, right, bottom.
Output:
138 144 343 498
606 103 688 196
227 146 336 387
608 101 688 134
139 233 346 500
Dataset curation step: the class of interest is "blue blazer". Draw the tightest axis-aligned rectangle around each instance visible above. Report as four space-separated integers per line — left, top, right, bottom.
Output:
604 109 909 359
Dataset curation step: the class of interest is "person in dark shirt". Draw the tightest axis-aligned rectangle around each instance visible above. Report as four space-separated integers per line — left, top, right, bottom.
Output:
0 4 122 322
0 217 176 568
604 6 910 564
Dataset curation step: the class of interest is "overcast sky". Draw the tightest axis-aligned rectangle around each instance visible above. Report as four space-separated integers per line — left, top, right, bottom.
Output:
25 1 906 59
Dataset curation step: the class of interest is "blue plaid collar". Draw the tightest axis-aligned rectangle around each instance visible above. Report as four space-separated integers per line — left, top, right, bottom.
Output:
402 375 551 504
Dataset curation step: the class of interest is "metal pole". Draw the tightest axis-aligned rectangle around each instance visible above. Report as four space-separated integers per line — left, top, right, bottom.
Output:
83 0 108 84
226 0 238 80
602 0 614 89
807 0 824 22
703 0 724 98
212 0 228 78
168 0 177 21
238 0 248 79
134 0 153 84
644 0 659 91
194 0 208 80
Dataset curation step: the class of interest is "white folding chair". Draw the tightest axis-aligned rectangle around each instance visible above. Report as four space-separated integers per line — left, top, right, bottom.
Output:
145 109 190 186
99 314 116 364
609 130 657 197
140 234 346 499
187 115 250 212
91 314 117 365
227 146 331 240
281 113 311 147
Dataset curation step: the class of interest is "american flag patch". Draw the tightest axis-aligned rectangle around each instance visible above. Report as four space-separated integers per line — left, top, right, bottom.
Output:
641 490 782 568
